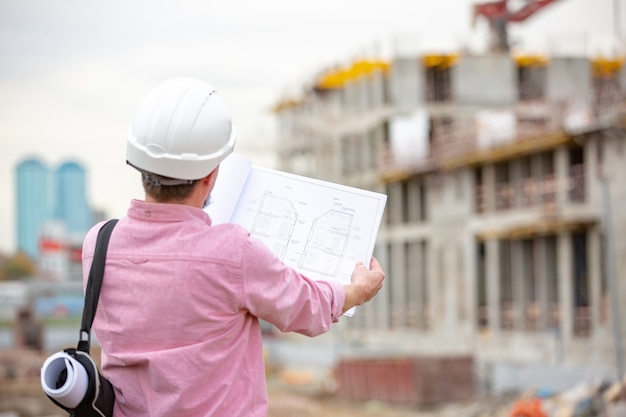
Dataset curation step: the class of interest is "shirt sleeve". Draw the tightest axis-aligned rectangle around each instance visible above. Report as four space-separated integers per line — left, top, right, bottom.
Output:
239 234 345 336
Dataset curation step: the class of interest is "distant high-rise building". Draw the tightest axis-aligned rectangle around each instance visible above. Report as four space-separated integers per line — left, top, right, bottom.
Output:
56 161 92 236
15 158 55 259
15 158 95 268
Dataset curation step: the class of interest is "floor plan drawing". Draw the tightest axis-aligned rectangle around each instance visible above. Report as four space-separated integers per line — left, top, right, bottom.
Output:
250 194 298 260
298 210 352 277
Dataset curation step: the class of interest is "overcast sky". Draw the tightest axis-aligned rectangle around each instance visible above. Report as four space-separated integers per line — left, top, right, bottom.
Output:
0 0 622 253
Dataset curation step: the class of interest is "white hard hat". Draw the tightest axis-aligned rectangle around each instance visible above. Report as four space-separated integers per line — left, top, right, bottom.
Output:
126 77 236 181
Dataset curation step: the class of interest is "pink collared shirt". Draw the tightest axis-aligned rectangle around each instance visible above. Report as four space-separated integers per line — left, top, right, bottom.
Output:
82 199 345 417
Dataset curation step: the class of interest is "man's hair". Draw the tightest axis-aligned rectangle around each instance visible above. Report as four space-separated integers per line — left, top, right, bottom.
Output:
141 173 198 202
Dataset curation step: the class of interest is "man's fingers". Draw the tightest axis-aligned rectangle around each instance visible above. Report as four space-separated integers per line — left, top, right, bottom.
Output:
369 257 383 272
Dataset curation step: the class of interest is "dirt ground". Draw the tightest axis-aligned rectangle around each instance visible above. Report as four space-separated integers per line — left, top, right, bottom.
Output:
0 381 512 417
0 347 512 417
267 388 513 417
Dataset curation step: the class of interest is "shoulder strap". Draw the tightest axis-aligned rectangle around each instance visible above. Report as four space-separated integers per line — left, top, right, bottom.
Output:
77 219 119 353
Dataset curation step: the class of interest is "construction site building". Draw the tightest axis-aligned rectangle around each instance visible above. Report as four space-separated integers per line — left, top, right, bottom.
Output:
272 51 626 392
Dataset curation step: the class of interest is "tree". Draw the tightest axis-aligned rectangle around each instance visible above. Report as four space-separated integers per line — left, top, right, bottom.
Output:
0 251 36 280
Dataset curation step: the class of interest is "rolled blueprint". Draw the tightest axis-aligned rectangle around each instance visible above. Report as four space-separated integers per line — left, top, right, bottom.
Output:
41 351 88 408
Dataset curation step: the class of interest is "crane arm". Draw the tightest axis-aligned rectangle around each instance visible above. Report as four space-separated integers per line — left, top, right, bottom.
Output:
473 0 560 22
472 0 562 52
508 0 559 22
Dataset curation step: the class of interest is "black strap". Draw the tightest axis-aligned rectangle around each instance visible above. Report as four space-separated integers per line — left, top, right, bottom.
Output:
77 219 118 353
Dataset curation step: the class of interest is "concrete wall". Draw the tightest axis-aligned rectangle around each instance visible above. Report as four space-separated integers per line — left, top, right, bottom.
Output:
389 57 424 109
546 57 593 107
452 55 516 105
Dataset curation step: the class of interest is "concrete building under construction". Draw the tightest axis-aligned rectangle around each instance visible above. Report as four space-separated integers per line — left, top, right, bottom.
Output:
272 47 626 393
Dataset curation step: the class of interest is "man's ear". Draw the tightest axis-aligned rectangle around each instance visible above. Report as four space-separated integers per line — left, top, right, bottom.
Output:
205 166 220 185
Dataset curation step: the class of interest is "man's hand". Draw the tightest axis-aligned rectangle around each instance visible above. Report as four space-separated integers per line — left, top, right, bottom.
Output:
342 257 385 313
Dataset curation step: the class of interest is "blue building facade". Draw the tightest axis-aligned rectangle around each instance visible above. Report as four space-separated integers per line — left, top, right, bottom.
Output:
15 158 93 259
15 159 55 259
56 161 92 236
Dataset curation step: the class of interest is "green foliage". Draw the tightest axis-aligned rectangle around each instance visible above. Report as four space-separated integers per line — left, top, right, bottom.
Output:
0 251 36 280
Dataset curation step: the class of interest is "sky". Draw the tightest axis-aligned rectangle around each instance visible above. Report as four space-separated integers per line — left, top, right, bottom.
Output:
0 0 622 254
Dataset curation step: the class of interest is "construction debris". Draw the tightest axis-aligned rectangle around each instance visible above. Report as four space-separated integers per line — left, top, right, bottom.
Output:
509 378 626 417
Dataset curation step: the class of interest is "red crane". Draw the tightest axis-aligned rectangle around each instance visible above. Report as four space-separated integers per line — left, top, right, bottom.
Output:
473 0 560 53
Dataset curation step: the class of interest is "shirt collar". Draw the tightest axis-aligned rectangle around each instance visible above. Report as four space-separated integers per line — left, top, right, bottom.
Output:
127 199 213 226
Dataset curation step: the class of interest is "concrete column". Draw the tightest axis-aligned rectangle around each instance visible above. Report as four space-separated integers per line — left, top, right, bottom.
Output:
486 238 501 333
376 243 391 330
422 241 431 330
331 133 343 180
427 241 439 332
584 138 599 207
555 147 569 205
438 244 448 332
455 244 467 323
407 180 421 223
407 240 424 329
345 80 356 113
358 77 368 113
371 71 384 107
356 77 365 113
531 154 544 206
509 159 523 209
558 231 573 342
444 245 458 335
388 182 403 225
535 237 548 331
483 165 496 213
511 239 525 331
588 226 602 335
391 241 407 328
465 235 478 340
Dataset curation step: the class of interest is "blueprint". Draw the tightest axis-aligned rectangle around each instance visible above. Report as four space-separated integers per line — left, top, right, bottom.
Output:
229 166 385 286
207 153 387 287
